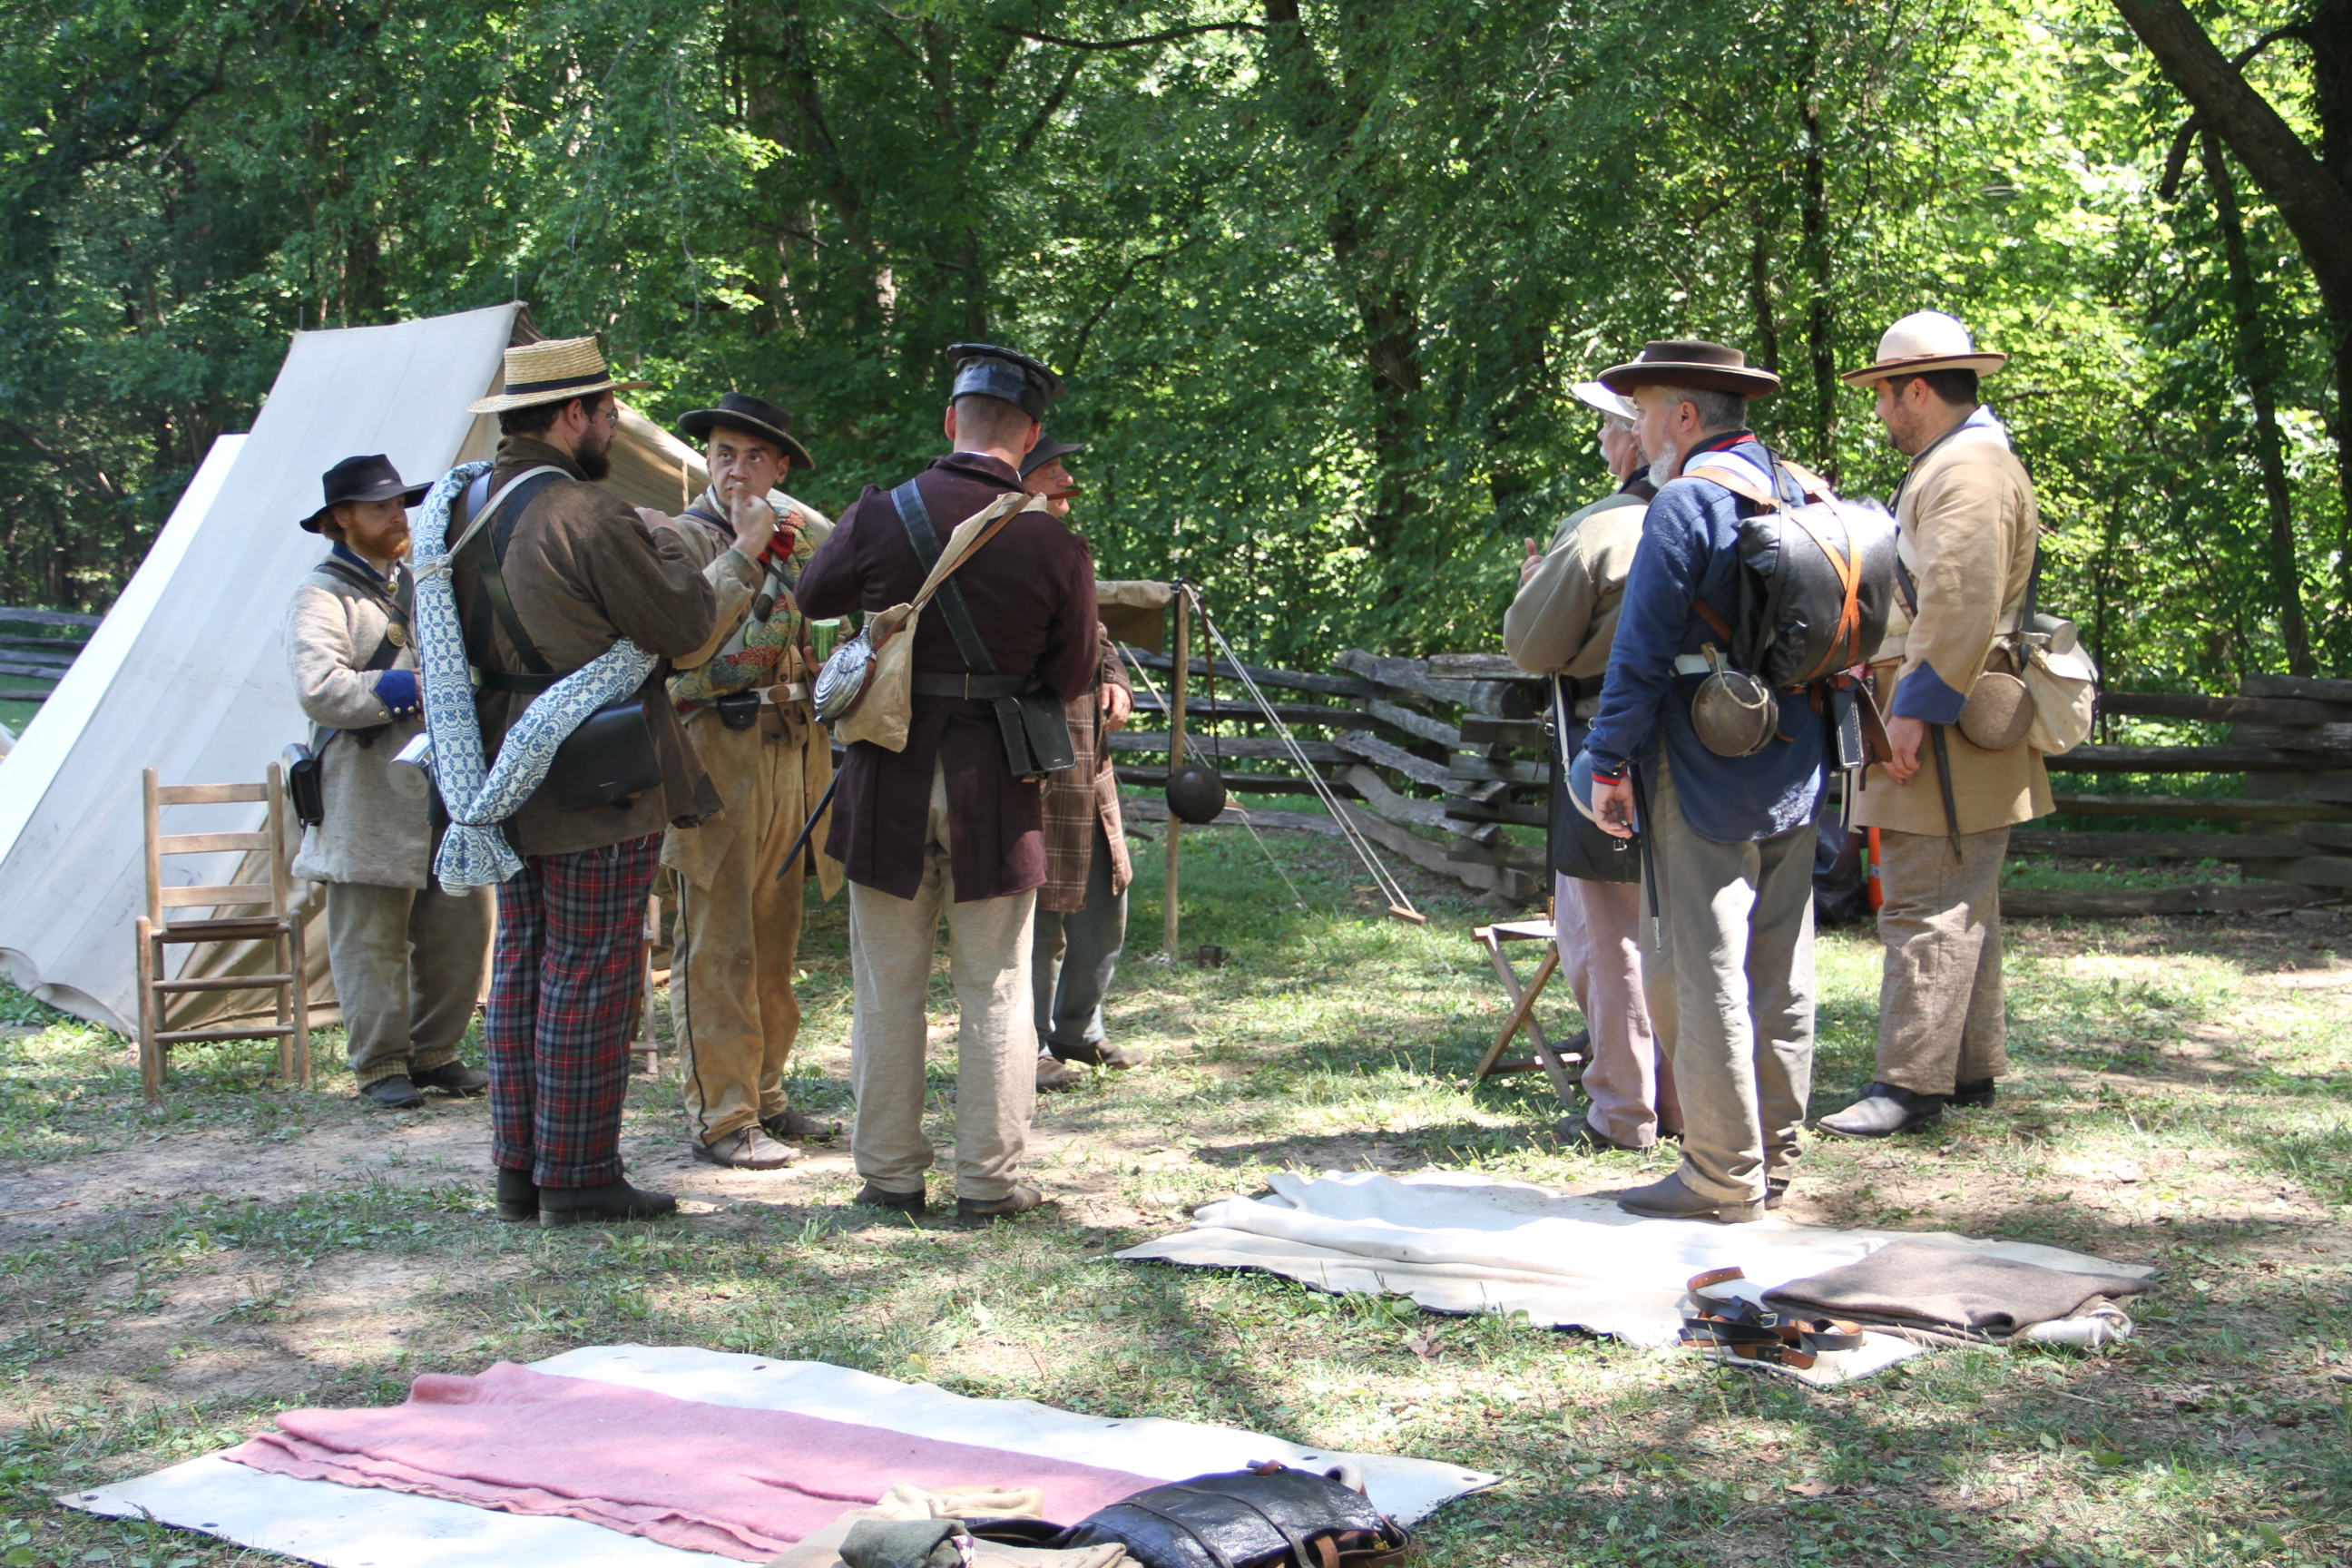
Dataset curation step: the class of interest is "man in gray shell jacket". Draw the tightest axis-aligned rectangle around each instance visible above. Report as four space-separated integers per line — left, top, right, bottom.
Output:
284 455 491 1111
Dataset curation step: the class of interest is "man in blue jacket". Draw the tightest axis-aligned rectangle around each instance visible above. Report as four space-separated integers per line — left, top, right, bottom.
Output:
1582 341 1822 1224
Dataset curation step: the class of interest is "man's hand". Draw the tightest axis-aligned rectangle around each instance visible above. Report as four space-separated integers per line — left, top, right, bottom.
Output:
1519 536 1542 584
728 491 779 561
635 505 672 532
1100 681 1133 735
1885 715 1926 783
1592 774 1637 838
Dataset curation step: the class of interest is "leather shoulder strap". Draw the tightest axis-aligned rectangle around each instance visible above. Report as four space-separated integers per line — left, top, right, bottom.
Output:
891 479 1001 677
460 467 568 676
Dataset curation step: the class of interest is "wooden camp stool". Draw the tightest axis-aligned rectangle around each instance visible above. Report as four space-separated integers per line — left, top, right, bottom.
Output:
135 765 310 1102
1470 916 1586 1106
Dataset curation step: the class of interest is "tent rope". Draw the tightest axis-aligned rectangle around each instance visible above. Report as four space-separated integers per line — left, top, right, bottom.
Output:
1182 585 1420 921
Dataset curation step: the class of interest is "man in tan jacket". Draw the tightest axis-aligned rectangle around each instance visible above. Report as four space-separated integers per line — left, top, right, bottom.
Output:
658 392 843 1170
1503 384 1678 1152
1820 312 2049 1139
285 455 491 1110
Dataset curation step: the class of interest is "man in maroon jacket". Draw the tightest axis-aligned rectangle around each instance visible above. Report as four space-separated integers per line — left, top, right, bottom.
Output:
798 343 1099 1220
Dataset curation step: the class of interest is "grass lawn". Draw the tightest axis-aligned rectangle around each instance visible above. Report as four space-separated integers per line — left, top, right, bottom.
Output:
1 815 2347 1567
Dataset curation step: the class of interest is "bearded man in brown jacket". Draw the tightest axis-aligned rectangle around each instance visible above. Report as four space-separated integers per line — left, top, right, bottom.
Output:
456 337 721 1227
1820 313 2049 1140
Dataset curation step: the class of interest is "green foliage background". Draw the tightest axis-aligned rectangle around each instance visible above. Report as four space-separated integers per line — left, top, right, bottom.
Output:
0 0 2341 690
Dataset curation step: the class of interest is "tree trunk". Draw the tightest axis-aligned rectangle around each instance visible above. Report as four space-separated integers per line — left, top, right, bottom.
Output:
1797 44 1837 474
2110 0 2352 321
2309 0 2352 654
2201 132 2313 674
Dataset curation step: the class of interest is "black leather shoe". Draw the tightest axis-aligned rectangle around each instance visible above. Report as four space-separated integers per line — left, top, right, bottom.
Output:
413 1061 490 1096
358 1074 426 1110
1554 1112 1640 1153
537 1179 679 1228
956 1184 1045 1221
1951 1077 1997 1108
1766 1177 1790 1210
760 1107 841 1142
495 1168 539 1223
1052 1040 1145 1070
1816 1083 1945 1139
853 1182 927 1214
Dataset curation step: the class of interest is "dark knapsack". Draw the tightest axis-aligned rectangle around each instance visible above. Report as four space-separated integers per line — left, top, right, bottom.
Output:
976 1464 1415 1568
1682 449 1899 687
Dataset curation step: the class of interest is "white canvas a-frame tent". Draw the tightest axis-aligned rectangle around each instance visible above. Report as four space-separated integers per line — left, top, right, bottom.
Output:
0 303 760 1039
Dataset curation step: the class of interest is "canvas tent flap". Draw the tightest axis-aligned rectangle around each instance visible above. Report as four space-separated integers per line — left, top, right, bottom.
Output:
0 303 835 1043
0 307 522 1034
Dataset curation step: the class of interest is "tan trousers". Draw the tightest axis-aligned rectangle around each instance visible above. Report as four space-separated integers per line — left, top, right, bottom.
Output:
1553 872 1679 1148
1637 764 1816 1204
323 880 491 1086
663 712 830 1147
846 762 1039 1200
1873 825 2011 1096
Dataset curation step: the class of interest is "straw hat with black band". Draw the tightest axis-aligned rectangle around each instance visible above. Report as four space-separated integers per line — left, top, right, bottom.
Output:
1838 310 2007 386
466 335 652 415
301 454 430 534
1597 340 1782 400
676 390 817 471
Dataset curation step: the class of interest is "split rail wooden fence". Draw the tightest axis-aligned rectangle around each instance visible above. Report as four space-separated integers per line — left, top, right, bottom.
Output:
0 607 96 703
1113 649 2352 917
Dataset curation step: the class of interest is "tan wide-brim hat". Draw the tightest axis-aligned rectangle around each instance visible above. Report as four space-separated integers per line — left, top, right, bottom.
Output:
1841 310 2007 385
1571 381 1640 422
1598 340 1780 399
466 335 652 414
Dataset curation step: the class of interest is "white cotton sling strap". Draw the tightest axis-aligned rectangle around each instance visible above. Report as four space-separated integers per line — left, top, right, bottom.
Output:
410 462 662 888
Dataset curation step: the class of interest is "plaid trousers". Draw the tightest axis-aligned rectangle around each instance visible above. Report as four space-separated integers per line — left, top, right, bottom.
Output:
488 833 660 1188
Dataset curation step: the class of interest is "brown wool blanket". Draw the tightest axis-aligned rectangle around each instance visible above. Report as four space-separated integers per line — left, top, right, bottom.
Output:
1761 1239 2151 1339
224 1361 1156 1561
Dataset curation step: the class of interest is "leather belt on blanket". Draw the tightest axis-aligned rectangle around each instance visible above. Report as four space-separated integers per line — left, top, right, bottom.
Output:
910 672 1030 700
1678 1269 1868 1371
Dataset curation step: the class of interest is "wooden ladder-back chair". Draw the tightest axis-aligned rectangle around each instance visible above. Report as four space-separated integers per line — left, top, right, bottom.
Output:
135 764 311 1101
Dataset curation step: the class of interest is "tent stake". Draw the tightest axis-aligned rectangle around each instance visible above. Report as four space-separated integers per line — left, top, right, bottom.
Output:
1163 583 1188 957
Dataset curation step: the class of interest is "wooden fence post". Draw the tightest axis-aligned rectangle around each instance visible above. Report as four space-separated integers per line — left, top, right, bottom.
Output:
1163 588 1189 956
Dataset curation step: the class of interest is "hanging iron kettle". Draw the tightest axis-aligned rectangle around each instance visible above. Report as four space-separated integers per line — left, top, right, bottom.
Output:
1165 761 1228 825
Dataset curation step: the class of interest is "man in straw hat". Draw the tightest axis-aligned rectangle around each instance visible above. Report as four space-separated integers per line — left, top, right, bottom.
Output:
798 345 1100 1220
1017 436 1142 1095
284 455 492 1112
1504 381 1679 1154
1818 311 2049 1140
456 336 721 1226
1581 341 1825 1223
657 391 845 1171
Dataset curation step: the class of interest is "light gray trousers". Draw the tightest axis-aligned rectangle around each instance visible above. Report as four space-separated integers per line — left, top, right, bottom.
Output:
1872 826 2011 1096
323 880 491 1086
846 763 1039 1200
1636 765 1817 1204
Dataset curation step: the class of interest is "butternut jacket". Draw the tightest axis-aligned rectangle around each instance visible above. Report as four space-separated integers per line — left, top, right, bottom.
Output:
284 555 431 887
1503 483 1650 691
1852 413 2053 837
452 436 721 858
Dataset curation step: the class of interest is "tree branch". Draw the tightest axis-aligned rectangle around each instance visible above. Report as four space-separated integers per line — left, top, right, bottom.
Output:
2156 26 2303 201
996 22 1264 52
2112 0 2352 318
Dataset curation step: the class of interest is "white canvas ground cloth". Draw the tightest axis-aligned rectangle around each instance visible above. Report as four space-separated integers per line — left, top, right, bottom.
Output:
62 1346 1494 1567
1119 1171 2151 1356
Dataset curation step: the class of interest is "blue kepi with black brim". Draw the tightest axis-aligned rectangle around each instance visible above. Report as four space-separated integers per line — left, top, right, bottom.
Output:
945 342 1064 420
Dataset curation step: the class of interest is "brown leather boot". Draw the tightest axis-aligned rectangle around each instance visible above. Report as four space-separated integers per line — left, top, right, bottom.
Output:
1035 1054 1084 1093
695 1127 804 1170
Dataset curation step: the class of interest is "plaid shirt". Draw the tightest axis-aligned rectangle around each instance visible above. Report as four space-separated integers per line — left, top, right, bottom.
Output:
1039 625 1133 913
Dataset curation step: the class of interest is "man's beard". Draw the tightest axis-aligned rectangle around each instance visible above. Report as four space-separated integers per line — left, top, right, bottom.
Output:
575 424 613 482
1644 438 1681 490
